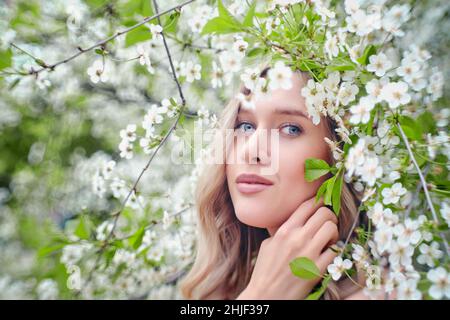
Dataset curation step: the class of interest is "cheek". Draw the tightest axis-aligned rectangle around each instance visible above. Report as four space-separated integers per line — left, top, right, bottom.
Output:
278 142 330 198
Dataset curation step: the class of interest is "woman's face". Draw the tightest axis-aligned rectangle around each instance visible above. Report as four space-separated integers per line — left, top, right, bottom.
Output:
225 72 332 236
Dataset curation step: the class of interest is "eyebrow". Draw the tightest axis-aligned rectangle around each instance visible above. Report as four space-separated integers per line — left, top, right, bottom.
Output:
237 106 309 119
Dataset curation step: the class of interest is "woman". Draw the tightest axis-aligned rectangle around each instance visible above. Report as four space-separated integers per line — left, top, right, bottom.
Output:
180 65 383 300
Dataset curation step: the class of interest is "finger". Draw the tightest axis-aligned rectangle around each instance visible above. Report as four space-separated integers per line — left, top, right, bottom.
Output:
310 220 339 254
301 206 338 239
278 196 324 234
316 247 338 274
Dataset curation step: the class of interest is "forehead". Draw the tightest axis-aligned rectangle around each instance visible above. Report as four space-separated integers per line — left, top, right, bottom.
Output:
238 71 309 116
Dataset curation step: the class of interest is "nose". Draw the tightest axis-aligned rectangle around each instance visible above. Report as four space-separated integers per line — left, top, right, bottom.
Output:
240 126 271 165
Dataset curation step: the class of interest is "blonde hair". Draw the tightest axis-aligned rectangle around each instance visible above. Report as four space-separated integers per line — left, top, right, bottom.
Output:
180 68 363 300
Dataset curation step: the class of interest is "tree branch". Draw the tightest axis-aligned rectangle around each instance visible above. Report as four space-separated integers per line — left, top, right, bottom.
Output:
17 0 195 77
79 0 193 294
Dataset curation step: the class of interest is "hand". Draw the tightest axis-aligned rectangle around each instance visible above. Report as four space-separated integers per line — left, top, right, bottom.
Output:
237 196 339 300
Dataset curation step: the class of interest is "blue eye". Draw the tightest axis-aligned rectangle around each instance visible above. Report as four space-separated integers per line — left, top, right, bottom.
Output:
281 124 302 136
235 121 255 134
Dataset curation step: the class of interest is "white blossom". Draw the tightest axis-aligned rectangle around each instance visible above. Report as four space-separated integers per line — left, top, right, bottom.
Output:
440 202 450 225
119 124 137 142
417 242 443 267
87 59 108 83
337 81 359 106
389 241 414 267
397 279 422 300
147 23 163 41
324 31 339 59
327 256 353 281
367 53 392 77
349 96 375 125
118 139 133 159
382 182 407 205
183 61 201 83
427 267 450 299
136 44 155 74
356 156 382 186
393 218 422 247
267 61 293 90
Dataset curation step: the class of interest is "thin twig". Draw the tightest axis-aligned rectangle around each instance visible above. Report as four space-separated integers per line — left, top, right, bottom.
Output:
405 164 430 218
10 43 45 64
153 0 186 107
164 33 223 53
343 206 362 250
397 123 449 255
18 0 195 77
116 205 193 241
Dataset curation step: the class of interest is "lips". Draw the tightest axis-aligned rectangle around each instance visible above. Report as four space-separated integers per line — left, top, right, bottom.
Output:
235 173 273 194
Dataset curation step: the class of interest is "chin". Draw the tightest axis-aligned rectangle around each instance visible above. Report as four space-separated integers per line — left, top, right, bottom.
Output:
234 209 277 229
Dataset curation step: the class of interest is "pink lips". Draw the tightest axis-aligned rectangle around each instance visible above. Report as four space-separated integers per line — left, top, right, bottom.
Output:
235 173 274 194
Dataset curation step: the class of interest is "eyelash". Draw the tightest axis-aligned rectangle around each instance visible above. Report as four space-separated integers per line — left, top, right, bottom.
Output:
234 121 303 137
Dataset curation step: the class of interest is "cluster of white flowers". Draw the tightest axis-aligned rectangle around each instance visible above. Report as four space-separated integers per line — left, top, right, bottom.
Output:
117 98 179 161
301 71 357 129
185 4 216 33
171 60 202 83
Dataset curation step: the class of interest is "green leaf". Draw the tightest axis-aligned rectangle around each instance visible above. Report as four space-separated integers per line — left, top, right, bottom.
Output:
417 111 436 135
399 115 422 141
305 158 331 182
298 60 321 73
0 48 13 70
201 17 242 35
247 47 265 57
326 59 356 73
141 0 153 16
290 257 321 280
326 64 356 72
243 1 256 27
125 25 151 47
197 51 212 79
365 106 377 135
324 175 336 206
332 173 343 216
201 0 242 35
315 179 329 203
104 246 118 268
8 78 21 89
129 226 146 250
305 7 319 26
169 97 177 106
178 113 186 127
118 0 154 17
37 243 67 258
74 215 91 240
35 58 47 67
306 275 331 300
357 44 377 65
163 11 180 34
433 188 450 196
218 0 238 23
